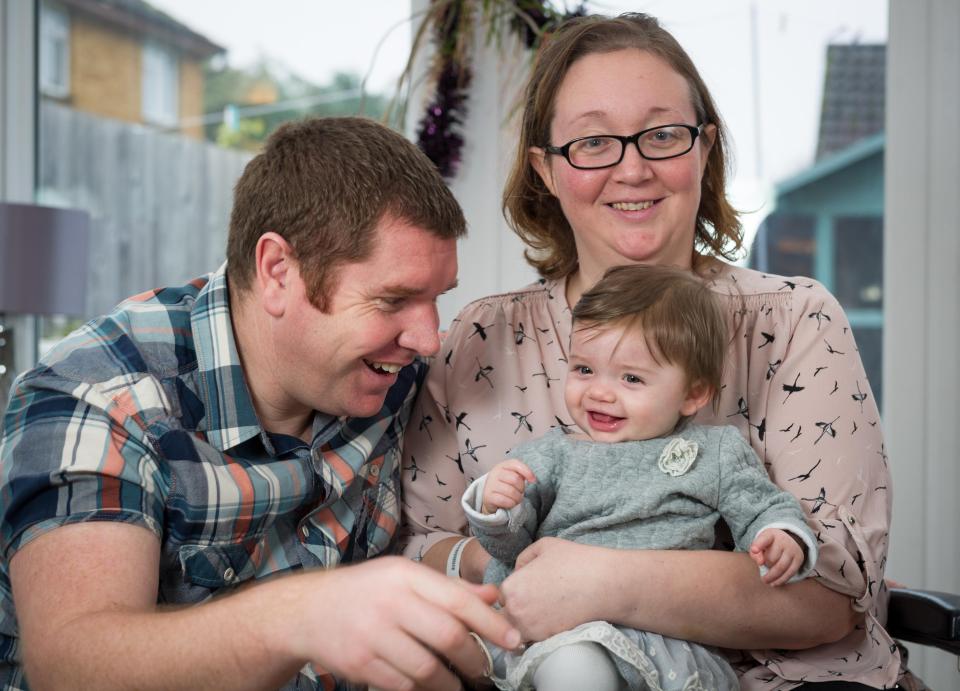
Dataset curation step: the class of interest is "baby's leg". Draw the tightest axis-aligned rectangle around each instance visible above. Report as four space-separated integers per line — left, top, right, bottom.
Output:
531 641 625 691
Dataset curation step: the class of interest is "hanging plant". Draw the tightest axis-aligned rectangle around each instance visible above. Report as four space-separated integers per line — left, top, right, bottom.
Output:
395 0 586 179
415 0 473 179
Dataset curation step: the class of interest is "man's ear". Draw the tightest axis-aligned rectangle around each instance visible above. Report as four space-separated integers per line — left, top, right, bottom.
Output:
255 232 294 318
680 380 713 417
529 147 558 197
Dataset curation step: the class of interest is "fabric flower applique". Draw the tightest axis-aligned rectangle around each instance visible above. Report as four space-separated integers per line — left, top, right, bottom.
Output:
657 438 699 476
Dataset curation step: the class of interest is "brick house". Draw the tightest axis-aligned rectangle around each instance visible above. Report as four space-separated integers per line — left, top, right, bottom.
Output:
39 0 224 138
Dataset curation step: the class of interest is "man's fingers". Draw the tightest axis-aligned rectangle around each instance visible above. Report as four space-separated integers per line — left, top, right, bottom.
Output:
355 649 425 691
373 626 461 691
403 608 490 683
412 575 521 652
462 582 500 606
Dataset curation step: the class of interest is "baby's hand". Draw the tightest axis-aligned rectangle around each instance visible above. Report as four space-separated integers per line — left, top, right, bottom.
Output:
482 460 537 514
749 528 804 586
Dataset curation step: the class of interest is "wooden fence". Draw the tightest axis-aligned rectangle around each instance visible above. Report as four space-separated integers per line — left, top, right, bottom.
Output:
38 101 253 315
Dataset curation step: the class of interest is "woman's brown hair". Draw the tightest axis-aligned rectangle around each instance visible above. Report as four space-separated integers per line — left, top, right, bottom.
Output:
503 13 742 279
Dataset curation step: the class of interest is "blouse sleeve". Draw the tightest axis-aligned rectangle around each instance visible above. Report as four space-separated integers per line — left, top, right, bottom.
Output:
398 317 472 560
399 284 571 561
750 281 890 615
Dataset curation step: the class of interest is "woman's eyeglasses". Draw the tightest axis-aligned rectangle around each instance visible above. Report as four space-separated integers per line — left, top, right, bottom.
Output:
544 123 704 170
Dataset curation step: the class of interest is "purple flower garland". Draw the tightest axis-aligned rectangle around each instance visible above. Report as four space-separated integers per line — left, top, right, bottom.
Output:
416 0 585 179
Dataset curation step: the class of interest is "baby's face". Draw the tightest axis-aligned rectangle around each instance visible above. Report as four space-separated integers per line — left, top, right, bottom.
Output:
564 323 702 443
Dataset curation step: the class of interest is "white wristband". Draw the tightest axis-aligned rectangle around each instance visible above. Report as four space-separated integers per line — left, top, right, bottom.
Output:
446 537 476 578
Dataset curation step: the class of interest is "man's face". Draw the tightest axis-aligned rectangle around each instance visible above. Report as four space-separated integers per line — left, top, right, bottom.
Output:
274 217 458 420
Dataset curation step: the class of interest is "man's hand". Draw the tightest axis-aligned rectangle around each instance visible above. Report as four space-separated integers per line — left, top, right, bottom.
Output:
749 528 804 586
10 522 522 691
481 460 536 514
298 557 521 690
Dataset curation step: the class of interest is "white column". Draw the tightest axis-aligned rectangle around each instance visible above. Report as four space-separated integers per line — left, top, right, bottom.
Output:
885 0 960 686
1 0 35 201
407 0 537 328
0 0 39 402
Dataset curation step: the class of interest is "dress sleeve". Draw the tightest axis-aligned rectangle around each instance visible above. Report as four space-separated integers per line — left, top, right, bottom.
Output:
756 283 890 614
398 326 471 560
461 474 539 568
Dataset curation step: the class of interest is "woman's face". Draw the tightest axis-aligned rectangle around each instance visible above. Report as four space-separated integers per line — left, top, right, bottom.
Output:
531 49 714 278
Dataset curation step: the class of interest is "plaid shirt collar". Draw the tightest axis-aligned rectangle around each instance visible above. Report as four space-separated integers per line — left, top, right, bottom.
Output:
190 263 337 453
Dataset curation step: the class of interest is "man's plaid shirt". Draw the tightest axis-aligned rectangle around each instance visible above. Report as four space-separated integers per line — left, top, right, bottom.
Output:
0 264 424 690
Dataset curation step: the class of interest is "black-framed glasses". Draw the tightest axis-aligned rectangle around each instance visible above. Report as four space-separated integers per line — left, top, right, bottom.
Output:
544 123 704 170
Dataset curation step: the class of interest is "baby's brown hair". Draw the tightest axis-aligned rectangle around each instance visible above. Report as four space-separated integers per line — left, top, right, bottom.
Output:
572 264 727 406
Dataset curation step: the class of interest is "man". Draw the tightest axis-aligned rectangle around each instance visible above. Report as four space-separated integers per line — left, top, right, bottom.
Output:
0 118 518 690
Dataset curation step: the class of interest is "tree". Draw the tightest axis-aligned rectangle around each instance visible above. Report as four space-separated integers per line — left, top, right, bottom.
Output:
203 58 402 150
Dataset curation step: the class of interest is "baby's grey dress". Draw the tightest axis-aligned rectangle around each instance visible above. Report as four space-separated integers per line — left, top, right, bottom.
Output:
462 424 818 691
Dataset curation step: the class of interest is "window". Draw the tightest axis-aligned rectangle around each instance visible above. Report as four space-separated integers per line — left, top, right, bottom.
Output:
833 215 884 408
833 216 883 310
142 40 179 127
749 213 816 278
39 2 70 99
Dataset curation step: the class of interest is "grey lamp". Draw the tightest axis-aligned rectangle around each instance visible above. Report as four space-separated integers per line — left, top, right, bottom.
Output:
0 202 91 412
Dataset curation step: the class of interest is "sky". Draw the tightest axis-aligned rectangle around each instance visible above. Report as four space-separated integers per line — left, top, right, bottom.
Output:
150 0 887 238
149 0 415 94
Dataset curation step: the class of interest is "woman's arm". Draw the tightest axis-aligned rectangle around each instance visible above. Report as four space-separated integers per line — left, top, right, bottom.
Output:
500 276 885 652
500 539 857 649
420 535 492 583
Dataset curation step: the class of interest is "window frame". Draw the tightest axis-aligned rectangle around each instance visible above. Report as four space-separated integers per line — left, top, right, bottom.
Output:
38 1 69 99
141 39 180 128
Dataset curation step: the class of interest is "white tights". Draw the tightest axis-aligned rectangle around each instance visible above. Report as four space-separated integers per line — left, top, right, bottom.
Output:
531 641 625 691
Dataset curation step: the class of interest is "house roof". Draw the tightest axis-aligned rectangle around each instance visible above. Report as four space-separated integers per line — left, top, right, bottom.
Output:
816 44 885 160
777 132 884 196
59 0 224 59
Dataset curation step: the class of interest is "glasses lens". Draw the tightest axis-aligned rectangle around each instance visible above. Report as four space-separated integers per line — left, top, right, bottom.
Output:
567 137 623 168
638 126 694 159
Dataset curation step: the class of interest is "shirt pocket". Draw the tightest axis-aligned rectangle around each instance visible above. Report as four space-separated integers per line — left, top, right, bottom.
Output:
178 533 265 589
345 471 400 561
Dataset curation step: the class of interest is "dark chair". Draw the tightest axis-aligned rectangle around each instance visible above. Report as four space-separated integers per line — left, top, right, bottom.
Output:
887 587 960 656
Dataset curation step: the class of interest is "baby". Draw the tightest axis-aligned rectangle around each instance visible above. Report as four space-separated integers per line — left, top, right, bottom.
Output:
461 265 818 691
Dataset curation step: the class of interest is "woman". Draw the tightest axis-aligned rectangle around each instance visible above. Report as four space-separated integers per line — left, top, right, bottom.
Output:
401 13 913 690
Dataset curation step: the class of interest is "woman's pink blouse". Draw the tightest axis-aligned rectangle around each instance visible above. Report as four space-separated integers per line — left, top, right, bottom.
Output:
400 260 903 689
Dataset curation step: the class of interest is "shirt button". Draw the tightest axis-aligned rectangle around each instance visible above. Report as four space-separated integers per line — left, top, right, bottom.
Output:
370 465 380 477
301 525 310 539
223 567 235 582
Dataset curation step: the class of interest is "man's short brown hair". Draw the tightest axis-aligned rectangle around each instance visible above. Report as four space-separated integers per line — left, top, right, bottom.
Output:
227 117 466 310
572 264 727 402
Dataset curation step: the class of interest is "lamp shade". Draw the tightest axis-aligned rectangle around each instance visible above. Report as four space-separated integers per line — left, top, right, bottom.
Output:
0 202 90 316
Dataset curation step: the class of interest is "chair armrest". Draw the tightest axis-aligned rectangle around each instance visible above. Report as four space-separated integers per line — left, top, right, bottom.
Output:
887 587 960 655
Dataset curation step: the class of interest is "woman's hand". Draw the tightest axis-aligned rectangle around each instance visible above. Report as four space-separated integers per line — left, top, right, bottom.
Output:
499 538 858 649
499 538 615 641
